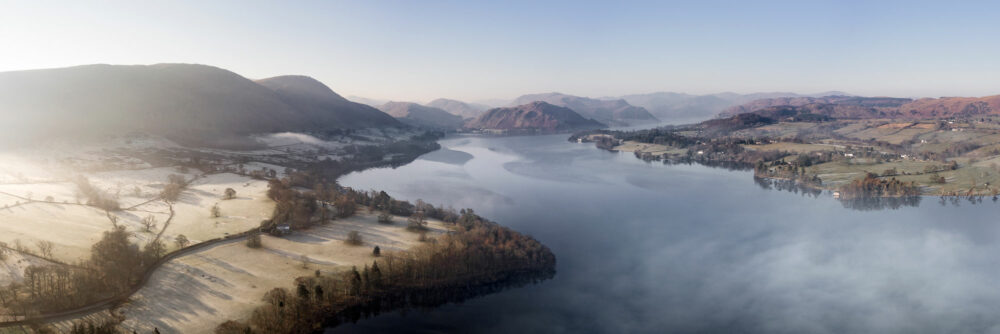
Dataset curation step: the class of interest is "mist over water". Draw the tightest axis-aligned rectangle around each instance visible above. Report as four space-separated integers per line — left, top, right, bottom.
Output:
334 134 1000 333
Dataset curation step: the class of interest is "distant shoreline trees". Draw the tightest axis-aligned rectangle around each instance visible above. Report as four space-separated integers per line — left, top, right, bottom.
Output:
840 173 920 198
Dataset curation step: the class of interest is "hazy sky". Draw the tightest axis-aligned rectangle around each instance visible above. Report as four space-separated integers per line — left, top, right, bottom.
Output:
2 0 999 102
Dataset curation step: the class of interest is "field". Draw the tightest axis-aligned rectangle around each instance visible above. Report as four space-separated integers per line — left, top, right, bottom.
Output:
0 131 447 332
743 142 840 153
613 141 687 156
108 212 446 334
0 171 272 268
0 136 295 292
690 119 1000 195
152 173 275 248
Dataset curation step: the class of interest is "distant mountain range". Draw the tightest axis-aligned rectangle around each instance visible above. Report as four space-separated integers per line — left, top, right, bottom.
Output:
614 91 852 122
377 102 464 130
511 92 658 126
426 98 489 120
10 63 998 143
718 94 1000 120
346 91 859 127
0 64 401 145
465 101 605 131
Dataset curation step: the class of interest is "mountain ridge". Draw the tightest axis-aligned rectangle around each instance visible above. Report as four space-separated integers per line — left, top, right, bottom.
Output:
378 102 464 130
426 98 488 119
0 64 402 145
466 101 605 131
511 92 658 126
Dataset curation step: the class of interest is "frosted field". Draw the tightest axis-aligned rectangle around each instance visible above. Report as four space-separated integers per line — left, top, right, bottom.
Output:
117 212 449 334
150 173 275 248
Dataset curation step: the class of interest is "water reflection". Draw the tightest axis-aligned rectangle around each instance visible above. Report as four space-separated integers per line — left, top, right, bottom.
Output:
337 134 1000 334
837 195 922 211
753 176 823 198
752 176 924 211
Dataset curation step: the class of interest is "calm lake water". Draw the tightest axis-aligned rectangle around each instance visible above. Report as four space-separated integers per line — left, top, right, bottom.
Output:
333 134 1000 334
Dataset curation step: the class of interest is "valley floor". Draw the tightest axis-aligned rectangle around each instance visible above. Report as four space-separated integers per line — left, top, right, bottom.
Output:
0 129 443 333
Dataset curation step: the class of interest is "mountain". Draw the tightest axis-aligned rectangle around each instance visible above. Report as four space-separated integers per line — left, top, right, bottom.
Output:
616 91 854 122
426 98 489 119
0 64 401 145
347 96 387 107
511 92 658 126
378 102 464 130
466 101 605 131
719 96 913 118
471 98 512 108
256 75 401 129
617 92 736 122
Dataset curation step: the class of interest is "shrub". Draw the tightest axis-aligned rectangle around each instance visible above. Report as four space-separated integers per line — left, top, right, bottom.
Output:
175 234 190 248
224 188 237 200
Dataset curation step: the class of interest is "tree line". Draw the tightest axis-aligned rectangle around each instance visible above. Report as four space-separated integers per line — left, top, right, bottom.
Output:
839 173 920 198
1 225 166 319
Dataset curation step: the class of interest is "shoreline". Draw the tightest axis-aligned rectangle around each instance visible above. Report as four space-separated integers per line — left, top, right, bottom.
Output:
581 137 995 201
202 137 556 333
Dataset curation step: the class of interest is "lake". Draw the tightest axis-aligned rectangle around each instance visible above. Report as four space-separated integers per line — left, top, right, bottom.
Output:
332 134 1000 333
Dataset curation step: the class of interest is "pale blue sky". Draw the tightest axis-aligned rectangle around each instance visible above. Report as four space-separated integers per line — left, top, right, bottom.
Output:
1 0 998 102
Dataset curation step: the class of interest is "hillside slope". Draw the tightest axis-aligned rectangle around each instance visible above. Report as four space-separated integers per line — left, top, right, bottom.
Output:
378 102 464 130
899 95 1000 119
721 95 1000 120
719 96 912 119
256 75 401 129
0 64 402 145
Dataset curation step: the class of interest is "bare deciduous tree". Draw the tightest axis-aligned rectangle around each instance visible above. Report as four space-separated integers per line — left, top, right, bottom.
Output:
345 231 363 245
141 215 158 232
35 240 54 259
377 212 393 224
